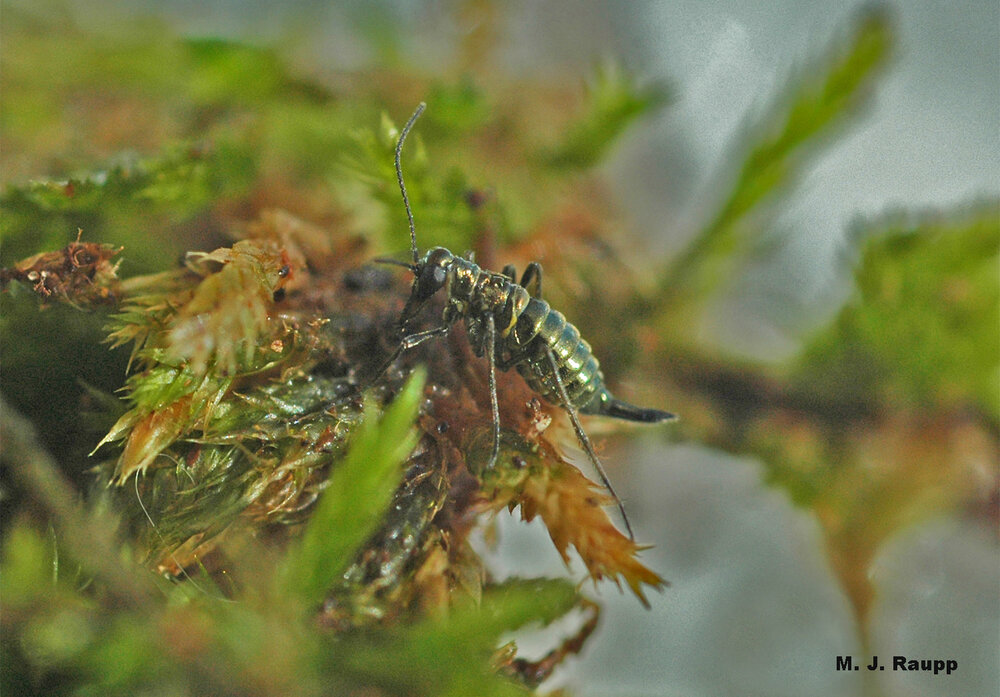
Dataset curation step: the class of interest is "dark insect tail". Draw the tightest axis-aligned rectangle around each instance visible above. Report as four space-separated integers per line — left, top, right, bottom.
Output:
602 398 676 423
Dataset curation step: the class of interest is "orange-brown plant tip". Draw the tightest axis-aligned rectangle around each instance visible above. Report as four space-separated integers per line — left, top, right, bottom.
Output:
115 397 191 482
481 444 666 607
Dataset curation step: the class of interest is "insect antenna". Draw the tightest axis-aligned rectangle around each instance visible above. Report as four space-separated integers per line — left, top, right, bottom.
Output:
373 256 418 272
395 102 426 265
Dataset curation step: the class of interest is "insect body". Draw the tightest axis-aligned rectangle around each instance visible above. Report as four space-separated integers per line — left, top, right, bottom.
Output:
380 103 675 540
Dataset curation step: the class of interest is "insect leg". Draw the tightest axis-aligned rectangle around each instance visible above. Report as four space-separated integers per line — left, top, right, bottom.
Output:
400 325 453 350
369 324 452 385
485 314 502 471
519 262 542 298
501 264 517 282
289 321 451 427
543 346 635 540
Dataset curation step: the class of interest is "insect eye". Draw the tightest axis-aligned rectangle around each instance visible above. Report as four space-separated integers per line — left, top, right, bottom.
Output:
414 263 447 300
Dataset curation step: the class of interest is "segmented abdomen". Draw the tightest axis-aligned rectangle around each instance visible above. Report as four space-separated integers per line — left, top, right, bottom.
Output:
505 297 609 415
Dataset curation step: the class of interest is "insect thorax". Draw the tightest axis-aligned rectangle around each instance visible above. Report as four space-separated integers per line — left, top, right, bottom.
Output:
446 258 517 313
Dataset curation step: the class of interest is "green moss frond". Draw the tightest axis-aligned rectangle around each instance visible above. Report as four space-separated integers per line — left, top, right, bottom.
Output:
541 60 669 169
338 578 580 697
795 200 1000 419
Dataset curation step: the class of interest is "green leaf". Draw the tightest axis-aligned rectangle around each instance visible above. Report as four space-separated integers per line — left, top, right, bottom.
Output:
426 78 492 134
278 368 425 607
337 107 478 257
437 577 581 644
182 38 290 106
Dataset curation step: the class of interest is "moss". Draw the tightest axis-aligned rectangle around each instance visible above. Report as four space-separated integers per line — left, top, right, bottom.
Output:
2 3 996 695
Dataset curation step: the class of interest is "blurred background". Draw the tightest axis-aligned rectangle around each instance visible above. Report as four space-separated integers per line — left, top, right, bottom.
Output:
2 1 997 696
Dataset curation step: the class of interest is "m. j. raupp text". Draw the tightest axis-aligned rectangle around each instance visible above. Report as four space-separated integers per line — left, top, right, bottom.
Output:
836 656 957 675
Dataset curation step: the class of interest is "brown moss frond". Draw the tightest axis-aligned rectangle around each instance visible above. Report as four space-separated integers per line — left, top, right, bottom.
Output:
479 434 665 608
172 239 294 376
415 327 667 610
0 231 122 306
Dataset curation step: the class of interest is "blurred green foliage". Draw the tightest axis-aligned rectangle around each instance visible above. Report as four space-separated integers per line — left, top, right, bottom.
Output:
796 204 1000 419
0 146 234 272
541 61 668 169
